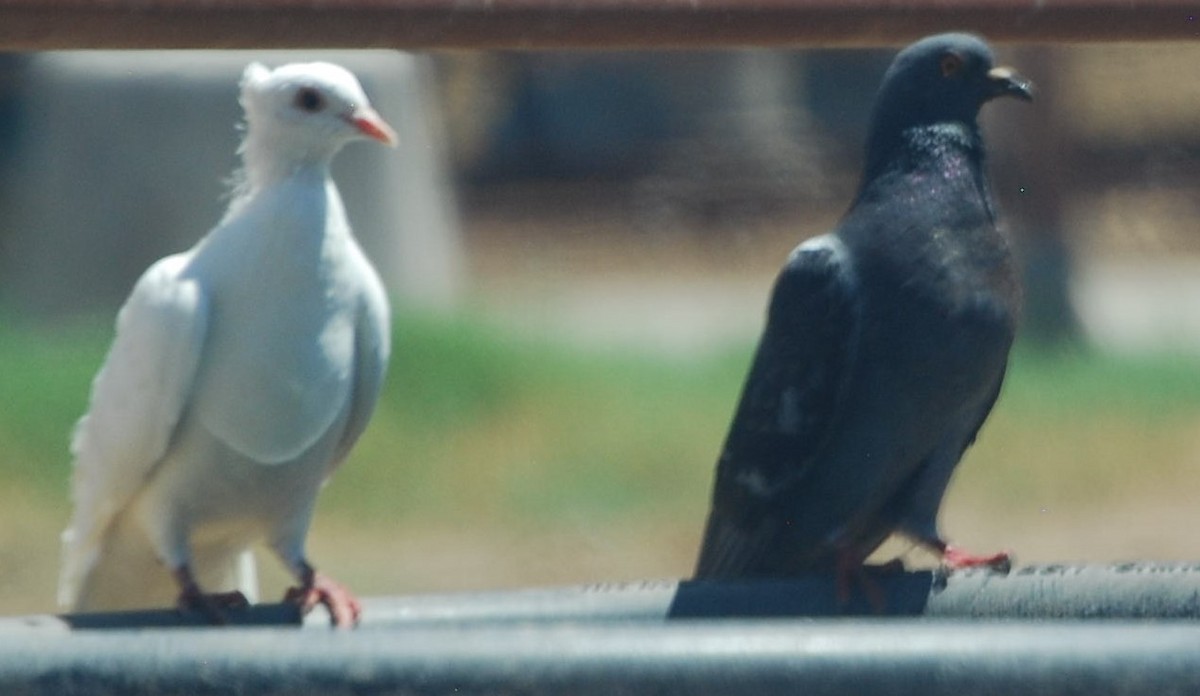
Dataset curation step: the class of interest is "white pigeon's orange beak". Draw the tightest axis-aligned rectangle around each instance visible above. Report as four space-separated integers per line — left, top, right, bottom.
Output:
346 108 397 147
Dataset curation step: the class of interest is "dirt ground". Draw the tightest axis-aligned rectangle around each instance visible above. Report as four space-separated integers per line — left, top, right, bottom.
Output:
6 486 1198 617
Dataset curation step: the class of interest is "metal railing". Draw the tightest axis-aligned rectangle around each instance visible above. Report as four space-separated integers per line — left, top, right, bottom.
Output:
0 0 1194 50
11 563 1200 631
4 620 1200 695
5 565 1200 694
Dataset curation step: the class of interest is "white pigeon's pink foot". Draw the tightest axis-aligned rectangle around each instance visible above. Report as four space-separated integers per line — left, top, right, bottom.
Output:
941 544 1012 573
173 565 250 625
284 563 361 628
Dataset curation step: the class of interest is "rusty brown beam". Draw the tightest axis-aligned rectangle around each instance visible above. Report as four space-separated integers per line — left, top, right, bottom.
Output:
0 0 1194 50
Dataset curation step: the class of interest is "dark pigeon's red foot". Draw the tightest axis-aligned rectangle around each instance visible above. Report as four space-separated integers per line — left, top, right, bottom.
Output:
834 549 862 605
834 551 905 612
284 563 361 628
941 544 1013 573
173 565 250 625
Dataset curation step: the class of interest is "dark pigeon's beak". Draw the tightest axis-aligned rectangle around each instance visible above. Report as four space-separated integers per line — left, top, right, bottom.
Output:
986 66 1035 102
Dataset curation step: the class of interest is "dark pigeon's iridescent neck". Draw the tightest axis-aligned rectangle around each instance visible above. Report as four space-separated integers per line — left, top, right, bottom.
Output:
856 121 985 203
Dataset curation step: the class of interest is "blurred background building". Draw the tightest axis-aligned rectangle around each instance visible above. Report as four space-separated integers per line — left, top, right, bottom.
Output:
0 50 462 318
436 45 1200 355
2 46 1198 353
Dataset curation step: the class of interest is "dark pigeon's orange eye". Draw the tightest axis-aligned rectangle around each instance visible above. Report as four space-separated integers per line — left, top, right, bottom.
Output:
940 53 963 78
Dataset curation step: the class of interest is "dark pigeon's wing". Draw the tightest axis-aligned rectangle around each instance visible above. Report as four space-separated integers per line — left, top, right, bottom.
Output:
694 235 861 579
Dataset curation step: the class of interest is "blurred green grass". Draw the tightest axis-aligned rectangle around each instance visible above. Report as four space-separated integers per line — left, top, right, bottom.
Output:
323 309 744 530
0 311 741 565
960 346 1200 508
2 311 1200 611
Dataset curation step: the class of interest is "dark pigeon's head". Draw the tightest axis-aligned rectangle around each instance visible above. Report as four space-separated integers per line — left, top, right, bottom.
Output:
866 33 1032 158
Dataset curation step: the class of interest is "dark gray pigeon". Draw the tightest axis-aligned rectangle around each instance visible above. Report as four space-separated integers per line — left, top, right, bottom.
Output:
694 33 1032 583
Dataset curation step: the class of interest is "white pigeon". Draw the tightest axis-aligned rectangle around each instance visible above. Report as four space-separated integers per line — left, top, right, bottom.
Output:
58 61 397 627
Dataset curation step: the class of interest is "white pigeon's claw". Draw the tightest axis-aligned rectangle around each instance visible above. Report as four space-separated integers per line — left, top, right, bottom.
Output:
174 564 250 625
59 60 392 616
284 561 362 629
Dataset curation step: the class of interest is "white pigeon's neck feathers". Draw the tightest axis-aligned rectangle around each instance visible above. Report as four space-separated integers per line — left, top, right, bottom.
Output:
235 125 333 192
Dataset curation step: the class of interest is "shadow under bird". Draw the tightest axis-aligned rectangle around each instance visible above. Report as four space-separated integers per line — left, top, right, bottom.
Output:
694 33 1033 590
58 61 398 628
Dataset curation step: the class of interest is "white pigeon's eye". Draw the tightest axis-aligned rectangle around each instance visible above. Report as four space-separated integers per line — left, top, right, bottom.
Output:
294 87 325 113
940 53 963 78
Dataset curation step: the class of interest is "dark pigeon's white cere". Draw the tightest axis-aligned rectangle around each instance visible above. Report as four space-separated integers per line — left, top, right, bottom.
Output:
59 61 396 627
694 33 1032 583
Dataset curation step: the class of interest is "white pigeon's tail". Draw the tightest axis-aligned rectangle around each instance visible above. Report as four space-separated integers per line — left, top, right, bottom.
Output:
61 512 176 612
60 512 259 612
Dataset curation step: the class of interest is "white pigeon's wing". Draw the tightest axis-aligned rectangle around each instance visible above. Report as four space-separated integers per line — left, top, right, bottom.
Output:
328 252 391 474
58 254 208 607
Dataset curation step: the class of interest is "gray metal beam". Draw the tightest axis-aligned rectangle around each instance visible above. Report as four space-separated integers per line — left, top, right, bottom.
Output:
341 562 1200 625
6 566 1200 694
8 563 1200 632
0 0 1194 50
2 620 1200 695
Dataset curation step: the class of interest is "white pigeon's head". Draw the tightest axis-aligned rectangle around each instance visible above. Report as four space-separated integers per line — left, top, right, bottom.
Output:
238 61 397 168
